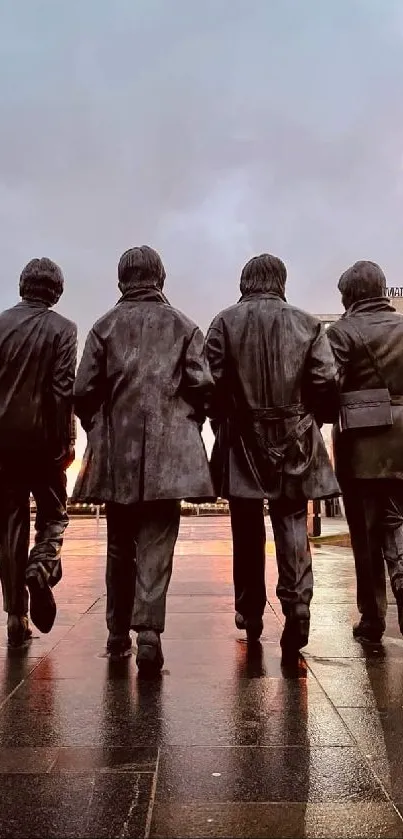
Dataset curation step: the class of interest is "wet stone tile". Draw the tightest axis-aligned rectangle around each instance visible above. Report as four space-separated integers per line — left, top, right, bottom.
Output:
338 707 403 800
0 747 58 773
0 670 331 750
156 746 386 803
150 802 403 838
168 581 234 597
254 703 353 747
0 773 90 837
82 770 153 837
163 610 282 640
0 656 42 702
304 630 390 659
30 652 134 681
308 654 403 710
53 746 158 772
166 595 235 614
0 771 153 838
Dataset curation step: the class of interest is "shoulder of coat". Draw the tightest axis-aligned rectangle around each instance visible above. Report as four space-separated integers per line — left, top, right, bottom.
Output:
325 317 354 344
168 305 201 334
90 305 120 335
48 309 77 335
282 302 321 327
209 302 243 325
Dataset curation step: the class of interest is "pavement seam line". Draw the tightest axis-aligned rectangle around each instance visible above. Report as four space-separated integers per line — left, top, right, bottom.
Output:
144 747 161 839
305 656 403 824
265 558 403 825
0 679 26 713
46 752 60 774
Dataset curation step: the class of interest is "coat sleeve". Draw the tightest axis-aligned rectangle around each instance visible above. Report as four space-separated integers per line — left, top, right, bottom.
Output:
74 328 105 433
304 323 339 425
326 322 353 388
182 327 214 424
204 317 227 432
51 322 78 455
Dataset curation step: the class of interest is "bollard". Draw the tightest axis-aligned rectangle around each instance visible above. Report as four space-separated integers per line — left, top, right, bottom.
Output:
308 500 321 537
313 499 321 536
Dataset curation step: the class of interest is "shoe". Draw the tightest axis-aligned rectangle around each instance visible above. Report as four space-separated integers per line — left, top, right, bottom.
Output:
281 605 310 653
136 630 164 674
353 619 384 644
235 612 246 630
26 574 56 634
7 615 33 648
107 634 132 660
245 617 264 642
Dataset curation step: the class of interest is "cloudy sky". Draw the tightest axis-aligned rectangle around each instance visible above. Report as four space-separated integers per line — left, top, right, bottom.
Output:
1 0 403 481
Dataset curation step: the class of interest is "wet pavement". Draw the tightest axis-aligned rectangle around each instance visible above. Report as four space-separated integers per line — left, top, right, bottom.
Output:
1 517 403 838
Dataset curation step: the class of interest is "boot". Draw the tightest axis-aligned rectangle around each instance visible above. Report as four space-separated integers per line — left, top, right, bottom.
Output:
281 604 310 654
136 630 164 674
107 633 132 660
26 573 56 634
7 615 32 648
245 617 264 642
235 612 246 630
352 618 385 643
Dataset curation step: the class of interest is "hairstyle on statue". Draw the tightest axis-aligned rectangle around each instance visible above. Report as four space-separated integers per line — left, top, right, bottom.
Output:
240 253 287 298
118 245 166 292
338 260 387 309
19 258 64 307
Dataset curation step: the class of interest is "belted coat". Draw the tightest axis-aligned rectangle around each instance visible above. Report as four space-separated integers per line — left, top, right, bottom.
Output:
72 286 215 504
205 292 340 501
327 298 403 483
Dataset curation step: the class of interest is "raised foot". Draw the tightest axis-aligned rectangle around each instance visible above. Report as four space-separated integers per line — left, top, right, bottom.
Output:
26 575 56 634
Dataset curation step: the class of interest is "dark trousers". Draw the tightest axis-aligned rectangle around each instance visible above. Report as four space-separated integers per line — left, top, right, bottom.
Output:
229 497 313 620
342 479 403 627
105 499 181 638
0 458 68 616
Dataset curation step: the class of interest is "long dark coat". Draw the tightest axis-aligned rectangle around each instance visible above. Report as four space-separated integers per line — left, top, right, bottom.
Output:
327 298 403 483
205 292 340 501
72 286 214 504
0 300 77 458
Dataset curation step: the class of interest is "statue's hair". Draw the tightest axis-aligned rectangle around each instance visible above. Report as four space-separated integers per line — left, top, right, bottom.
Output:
19 258 64 307
338 261 387 306
118 245 166 290
240 253 287 296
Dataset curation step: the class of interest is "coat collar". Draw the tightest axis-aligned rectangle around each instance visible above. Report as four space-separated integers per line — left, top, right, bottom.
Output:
238 291 287 303
117 285 170 305
343 297 396 318
18 299 50 311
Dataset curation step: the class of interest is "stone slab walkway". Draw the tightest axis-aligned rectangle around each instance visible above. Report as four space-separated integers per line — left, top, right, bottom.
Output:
1 517 403 838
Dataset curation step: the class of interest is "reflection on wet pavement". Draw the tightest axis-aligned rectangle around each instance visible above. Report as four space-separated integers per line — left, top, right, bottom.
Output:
1 517 403 837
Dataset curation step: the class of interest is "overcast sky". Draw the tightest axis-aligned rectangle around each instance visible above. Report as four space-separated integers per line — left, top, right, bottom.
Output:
2 1 403 473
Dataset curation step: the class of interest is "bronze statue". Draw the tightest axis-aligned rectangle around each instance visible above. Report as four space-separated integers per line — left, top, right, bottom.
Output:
205 253 339 657
327 260 403 643
0 258 77 646
73 245 214 670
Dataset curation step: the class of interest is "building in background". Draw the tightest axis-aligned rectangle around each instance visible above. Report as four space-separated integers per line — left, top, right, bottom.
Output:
317 314 341 329
386 290 403 313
